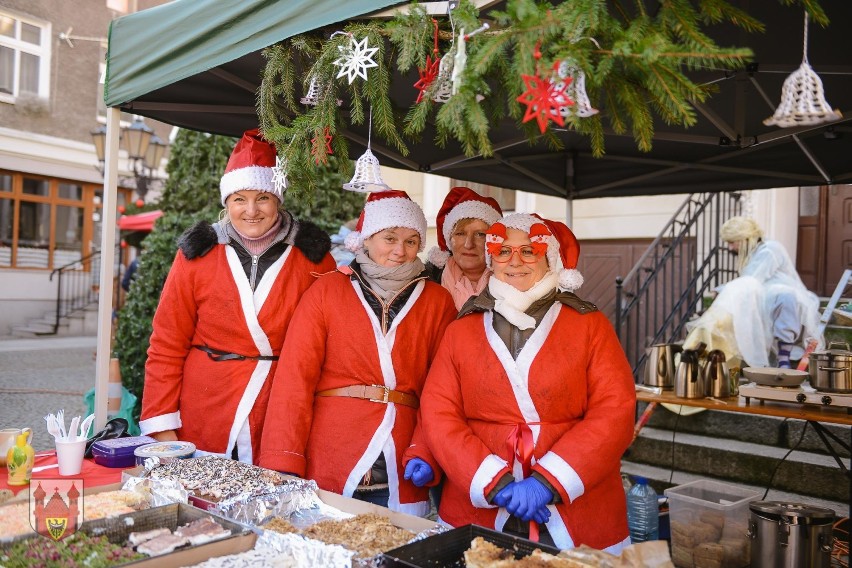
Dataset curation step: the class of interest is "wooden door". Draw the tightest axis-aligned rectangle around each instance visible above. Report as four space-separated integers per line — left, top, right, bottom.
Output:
825 184 852 296
796 186 825 293
797 184 852 296
577 239 653 323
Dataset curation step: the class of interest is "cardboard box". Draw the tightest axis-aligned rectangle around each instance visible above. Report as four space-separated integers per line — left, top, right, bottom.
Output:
664 479 761 568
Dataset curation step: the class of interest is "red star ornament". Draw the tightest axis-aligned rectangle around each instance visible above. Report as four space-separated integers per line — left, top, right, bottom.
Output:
414 54 441 103
516 73 574 134
311 128 334 165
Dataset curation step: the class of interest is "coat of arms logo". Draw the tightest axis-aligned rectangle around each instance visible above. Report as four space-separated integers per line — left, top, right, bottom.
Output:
29 479 84 540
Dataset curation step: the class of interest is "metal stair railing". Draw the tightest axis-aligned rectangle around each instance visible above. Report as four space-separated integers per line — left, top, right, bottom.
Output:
47 245 123 335
615 192 743 379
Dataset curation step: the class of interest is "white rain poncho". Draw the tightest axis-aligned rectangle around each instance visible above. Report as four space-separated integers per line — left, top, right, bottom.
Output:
684 241 822 367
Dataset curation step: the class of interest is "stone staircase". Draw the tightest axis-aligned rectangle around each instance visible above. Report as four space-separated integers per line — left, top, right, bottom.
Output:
621 401 850 517
10 304 99 338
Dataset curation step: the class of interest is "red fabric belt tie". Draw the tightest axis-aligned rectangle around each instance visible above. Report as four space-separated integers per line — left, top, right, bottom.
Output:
506 421 544 542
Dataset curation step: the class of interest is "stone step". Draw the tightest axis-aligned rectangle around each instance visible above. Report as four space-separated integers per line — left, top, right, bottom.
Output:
625 426 849 503
619 461 849 518
640 401 850 458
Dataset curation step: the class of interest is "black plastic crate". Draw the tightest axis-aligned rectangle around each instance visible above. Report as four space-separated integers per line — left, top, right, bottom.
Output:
380 524 561 567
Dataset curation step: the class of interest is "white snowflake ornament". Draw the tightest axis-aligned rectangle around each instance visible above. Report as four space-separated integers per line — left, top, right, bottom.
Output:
333 35 379 84
271 155 288 195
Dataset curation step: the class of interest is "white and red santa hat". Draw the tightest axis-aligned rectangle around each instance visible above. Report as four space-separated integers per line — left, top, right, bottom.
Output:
427 186 503 268
485 212 583 292
219 129 279 205
345 190 427 252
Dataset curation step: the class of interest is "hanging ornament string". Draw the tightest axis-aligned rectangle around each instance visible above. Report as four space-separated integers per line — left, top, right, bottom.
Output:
414 19 442 103
342 106 391 192
516 41 573 134
764 10 841 127
332 31 379 84
450 23 489 96
431 2 458 103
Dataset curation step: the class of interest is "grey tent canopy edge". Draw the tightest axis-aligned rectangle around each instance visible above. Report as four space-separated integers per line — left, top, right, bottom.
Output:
104 0 401 108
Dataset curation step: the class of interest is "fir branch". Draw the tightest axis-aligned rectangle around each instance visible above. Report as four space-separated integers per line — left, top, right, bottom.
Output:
385 3 432 72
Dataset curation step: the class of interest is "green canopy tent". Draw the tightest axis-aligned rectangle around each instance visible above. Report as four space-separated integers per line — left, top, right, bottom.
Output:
90 0 852 428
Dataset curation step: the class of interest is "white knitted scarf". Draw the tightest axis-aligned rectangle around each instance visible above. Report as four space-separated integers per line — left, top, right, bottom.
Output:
488 271 558 330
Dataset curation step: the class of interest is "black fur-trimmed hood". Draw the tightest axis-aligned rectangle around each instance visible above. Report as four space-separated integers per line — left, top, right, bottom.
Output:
177 219 330 264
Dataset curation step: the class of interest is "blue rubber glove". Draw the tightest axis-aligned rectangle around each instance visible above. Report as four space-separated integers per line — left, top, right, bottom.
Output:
493 477 553 522
403 458 434 487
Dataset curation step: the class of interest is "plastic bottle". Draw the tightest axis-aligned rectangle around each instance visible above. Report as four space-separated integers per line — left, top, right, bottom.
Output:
6 432 35 486
626 476 659 542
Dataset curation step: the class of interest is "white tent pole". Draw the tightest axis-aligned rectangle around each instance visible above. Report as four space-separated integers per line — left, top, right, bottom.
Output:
565 197 574 229
93 107 121 432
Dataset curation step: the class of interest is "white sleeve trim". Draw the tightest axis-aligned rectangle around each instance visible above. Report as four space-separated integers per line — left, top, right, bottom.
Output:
470 454 508 509
537 451 585 503
139 411 182 435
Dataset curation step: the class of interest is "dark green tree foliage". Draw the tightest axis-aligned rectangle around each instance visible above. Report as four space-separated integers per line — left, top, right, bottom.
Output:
112 130 233 417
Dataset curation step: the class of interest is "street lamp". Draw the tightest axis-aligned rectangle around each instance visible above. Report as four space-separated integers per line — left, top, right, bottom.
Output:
91 117 169 202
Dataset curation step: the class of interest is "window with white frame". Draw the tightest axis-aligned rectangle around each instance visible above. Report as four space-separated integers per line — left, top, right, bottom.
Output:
0 10 51 102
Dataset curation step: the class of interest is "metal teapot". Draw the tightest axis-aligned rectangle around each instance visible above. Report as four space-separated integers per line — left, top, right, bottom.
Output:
674 343 706 399
644 343 683 389
703 349 731 398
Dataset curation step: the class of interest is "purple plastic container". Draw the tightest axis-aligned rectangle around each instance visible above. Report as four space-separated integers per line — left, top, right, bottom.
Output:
90 435 157 468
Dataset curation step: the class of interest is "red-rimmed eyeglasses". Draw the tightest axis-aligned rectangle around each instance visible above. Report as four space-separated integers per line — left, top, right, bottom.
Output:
491 245 544 264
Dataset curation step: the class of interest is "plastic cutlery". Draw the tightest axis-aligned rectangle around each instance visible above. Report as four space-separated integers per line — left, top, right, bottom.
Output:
57 409 67 439
79 414 95 440
69 416 80 442
44 414 61 440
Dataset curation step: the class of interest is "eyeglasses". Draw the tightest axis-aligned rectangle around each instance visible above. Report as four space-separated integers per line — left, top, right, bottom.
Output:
491 245 543 264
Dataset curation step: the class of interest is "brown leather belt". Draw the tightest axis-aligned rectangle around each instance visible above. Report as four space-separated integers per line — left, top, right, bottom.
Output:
316 385 419 409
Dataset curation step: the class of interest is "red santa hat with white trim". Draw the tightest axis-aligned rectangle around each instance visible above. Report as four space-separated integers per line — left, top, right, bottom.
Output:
219 129 279 206
486 212 583 292
344 190 427 252
427 187 503 268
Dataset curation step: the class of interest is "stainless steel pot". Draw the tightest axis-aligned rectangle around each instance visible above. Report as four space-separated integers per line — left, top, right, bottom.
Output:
747 501 834 568
808 341 852 393
644 343 682 389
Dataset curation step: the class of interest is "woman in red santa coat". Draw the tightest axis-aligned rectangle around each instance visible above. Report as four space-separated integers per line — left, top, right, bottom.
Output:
420 213 636 553
425 186 503 309
259 191 456 515
140 129 336 463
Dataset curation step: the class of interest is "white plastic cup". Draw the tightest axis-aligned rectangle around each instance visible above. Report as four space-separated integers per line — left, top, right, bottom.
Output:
55 439 87 476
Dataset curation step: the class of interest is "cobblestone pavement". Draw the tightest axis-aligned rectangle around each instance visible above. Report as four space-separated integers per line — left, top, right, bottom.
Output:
0 337 96 452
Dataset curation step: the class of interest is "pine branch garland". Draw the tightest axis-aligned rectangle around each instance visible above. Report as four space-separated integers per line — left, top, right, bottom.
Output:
254 0 826 197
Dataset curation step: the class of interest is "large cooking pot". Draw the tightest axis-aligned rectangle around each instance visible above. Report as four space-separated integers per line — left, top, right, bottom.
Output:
747 501 834 568
808 341 852 393
644 343 682 389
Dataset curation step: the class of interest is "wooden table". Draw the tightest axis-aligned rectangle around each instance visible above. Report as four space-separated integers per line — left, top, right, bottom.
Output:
635 389 852 426
634 389 851 536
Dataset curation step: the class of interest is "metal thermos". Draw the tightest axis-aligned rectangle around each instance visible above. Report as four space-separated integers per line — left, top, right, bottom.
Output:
747 501 834 568
644 343 682 389
703 349 731 397
674 348 705 398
